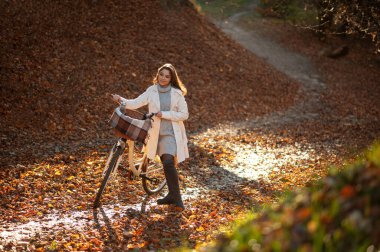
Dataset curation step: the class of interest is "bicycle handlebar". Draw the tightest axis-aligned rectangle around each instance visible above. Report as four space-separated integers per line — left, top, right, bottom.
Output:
145 112 157 119
120 100 127 114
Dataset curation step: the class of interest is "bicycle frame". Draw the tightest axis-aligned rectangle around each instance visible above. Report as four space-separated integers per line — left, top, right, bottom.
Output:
107 137 162 180
112 138 145 177
94 107 166 208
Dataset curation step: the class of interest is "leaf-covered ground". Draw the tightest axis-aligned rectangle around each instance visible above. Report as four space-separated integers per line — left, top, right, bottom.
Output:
1 0 380 251
0 118 374 251
0 126 347 251
0 0 297 168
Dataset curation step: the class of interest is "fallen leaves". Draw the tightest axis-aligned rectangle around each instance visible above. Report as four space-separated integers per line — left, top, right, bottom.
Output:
1 0 379 251
0 0 298 169
0 117 376 251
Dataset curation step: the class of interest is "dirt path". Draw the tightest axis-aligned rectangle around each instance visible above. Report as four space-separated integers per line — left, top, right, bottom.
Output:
209 5 327 130
190 4 340 185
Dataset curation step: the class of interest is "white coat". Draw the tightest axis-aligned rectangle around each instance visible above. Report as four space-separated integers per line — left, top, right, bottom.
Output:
120 84 189 163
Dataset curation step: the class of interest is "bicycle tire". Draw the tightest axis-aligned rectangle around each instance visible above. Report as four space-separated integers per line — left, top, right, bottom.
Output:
93 145 123 208
141 156 166 195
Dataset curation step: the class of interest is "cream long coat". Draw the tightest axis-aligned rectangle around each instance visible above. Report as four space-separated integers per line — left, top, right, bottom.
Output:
120 84 189 163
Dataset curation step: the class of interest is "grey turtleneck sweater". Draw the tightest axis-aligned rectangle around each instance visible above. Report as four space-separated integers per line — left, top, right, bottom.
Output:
157 84 176 156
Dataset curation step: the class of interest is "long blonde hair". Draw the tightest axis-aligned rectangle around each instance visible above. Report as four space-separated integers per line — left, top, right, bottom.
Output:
153 63 187 96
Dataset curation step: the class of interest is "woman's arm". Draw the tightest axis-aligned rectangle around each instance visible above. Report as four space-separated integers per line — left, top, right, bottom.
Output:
160 95 189 121
111 89 149 110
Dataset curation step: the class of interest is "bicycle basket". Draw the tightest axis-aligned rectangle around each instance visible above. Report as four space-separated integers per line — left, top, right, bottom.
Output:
109 108 152 144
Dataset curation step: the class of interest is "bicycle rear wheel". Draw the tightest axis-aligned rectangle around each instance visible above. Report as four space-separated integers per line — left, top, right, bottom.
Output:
141 156 166 195
93 144 124 208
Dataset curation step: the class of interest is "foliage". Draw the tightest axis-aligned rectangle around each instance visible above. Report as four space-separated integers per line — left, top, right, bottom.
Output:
316 0 380 52
204 144 380 251
258 0 380 52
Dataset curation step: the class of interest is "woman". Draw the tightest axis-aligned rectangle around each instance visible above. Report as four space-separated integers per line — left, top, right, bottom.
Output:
111 63 189 209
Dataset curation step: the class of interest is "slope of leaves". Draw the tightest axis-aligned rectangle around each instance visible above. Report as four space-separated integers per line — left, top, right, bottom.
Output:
0 0 298 168
205 144 380 252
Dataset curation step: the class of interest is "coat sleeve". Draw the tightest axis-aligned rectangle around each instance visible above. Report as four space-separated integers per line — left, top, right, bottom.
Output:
161 94 189 122
120 88 149 110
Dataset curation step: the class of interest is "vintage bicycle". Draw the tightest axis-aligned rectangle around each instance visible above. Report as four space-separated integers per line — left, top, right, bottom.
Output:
93 101 166 208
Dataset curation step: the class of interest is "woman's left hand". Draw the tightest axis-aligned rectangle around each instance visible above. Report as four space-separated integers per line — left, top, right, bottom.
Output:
156 112 162 118
111 94 121 103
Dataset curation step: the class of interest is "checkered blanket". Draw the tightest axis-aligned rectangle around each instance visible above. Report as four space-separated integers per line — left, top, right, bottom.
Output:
109 108 152 144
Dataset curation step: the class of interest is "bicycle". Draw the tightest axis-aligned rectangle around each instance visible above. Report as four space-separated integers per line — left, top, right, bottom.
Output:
93 102 167 208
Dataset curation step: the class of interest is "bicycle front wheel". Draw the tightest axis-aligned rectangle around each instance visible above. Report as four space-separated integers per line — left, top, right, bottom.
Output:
93 144 124 208
141 156 166 195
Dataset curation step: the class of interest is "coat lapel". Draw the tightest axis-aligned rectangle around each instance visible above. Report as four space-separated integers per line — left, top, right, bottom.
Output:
151 85 160 112
170 87 181 110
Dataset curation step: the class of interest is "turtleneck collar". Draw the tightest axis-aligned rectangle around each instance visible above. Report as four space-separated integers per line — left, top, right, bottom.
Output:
157 83 171 93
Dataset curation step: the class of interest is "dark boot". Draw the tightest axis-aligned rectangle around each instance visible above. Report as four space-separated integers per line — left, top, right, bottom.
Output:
157 155 184 209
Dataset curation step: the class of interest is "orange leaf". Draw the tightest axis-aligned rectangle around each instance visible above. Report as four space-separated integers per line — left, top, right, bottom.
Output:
90 238 102 246
296 207 311 221
340 185 355 199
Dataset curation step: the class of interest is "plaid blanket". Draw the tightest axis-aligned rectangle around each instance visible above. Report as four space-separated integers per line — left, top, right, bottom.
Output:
109 108 152 144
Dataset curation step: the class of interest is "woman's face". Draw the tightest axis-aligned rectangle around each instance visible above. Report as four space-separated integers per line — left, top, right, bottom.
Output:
158 69 171 86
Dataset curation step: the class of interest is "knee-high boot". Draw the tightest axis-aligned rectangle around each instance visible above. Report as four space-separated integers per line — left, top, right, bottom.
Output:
157 156 184 209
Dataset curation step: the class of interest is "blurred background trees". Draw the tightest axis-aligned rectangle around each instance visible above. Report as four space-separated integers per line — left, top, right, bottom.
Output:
259 0 380 52
193 0 380 52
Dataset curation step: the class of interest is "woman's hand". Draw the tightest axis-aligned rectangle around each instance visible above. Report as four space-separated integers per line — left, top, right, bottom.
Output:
111 94 121 103
156 111 162 118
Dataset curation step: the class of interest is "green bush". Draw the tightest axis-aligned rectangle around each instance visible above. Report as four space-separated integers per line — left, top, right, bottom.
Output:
204 144 380 251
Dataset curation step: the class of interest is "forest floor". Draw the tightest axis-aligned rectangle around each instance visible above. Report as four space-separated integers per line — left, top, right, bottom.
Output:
1 1 380 251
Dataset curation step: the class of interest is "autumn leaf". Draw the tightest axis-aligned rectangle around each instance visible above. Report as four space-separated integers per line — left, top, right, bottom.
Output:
340 185 355 199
